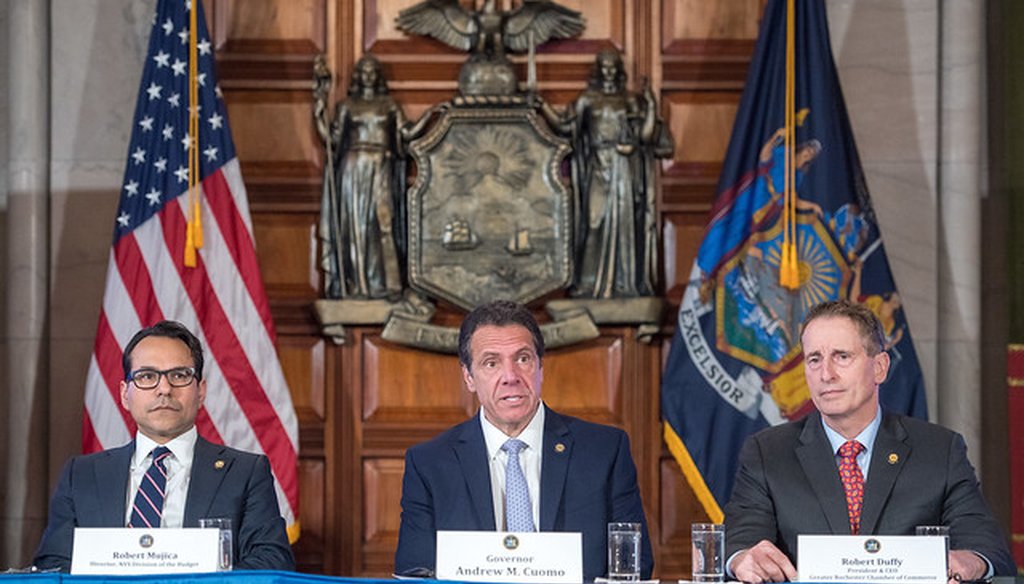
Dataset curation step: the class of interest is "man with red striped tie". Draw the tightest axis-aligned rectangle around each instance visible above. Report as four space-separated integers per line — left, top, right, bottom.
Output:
723 300 1014 583
33 321 294 572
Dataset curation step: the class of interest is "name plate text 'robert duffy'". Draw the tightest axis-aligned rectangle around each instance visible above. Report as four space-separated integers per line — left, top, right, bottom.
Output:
71 527 220 575
436 530 583 583
798 535 946 584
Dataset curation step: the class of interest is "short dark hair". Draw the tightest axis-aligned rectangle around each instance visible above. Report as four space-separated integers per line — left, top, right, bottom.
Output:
800 300 886 356
457 300 545 370
122 320 205 381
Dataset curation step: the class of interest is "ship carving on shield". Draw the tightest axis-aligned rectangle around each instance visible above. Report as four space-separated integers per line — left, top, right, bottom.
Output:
407 114 572 310
442 216 480 251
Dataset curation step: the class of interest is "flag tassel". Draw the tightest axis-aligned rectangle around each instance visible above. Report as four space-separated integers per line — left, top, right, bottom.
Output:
779 0 800 290
184 0 202 267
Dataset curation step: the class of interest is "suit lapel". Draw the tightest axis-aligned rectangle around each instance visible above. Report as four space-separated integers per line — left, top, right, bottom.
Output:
539 407 572 531
183 437 234 526
795 413 851 534
97 442 134 526
859 413 909 534
454 419 497 530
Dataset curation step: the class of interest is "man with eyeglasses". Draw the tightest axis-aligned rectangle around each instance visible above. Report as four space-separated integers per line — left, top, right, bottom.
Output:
33 320 294 572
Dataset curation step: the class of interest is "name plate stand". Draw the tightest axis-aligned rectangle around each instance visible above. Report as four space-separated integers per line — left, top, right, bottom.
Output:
436 530 583 583
71 527 220 575
798 535 947 584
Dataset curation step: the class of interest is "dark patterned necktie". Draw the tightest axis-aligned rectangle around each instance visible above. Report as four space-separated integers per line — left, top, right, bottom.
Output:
502 439 535 532
128 446 172 528
838 440 866 534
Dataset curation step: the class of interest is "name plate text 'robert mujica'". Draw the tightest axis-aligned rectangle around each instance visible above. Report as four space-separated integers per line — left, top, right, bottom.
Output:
71 527 219 575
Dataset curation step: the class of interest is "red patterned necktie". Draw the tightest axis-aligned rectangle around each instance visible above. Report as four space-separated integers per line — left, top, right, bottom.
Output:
838 440 866 534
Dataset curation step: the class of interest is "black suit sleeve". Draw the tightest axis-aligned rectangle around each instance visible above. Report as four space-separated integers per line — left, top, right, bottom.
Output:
233 454 295 571
33 458 78 572
722 435 779 559
942 434 1015 576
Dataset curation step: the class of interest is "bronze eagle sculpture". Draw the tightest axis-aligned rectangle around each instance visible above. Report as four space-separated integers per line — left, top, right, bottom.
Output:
396 0 585 59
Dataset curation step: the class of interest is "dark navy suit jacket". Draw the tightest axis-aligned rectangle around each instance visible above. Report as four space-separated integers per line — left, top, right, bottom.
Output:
394 406 653 581
724 411 1015 575
33 436 294 572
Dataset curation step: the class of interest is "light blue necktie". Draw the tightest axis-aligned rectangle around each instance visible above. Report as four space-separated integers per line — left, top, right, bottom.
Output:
502 438 535 532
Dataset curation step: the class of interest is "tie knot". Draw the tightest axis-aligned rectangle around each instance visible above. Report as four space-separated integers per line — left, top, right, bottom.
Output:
839 440 864 458
502 439 527 456
151 446 172 466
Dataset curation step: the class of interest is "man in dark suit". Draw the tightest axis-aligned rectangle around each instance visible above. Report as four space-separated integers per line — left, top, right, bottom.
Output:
394 300 653 581
33 321 294 572
724 300 1014 582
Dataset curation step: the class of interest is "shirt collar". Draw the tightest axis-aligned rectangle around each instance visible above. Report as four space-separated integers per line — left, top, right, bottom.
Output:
480 402 546 458
133 426 198 468
822 406 882 454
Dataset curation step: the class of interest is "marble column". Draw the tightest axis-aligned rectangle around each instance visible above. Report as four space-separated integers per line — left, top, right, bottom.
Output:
937 0 984 462
3 0 50 568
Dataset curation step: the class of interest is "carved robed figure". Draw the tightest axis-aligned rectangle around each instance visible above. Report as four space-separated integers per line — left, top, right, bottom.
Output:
316 55 434 300
567 49 674 298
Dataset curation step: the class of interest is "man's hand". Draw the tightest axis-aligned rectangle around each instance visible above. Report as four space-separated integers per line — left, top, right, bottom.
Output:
730 540 798 583
947 550 986 583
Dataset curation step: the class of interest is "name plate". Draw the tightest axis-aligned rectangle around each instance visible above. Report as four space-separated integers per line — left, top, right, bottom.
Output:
436 531 583 583
798 535 946 584
71 528 220 574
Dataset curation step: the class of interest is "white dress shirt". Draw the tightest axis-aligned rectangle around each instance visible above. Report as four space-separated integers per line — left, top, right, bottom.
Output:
124 426 198 527
480 404 545 531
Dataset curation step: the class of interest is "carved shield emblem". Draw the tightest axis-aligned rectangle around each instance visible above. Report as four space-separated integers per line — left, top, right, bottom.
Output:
406 104 573 310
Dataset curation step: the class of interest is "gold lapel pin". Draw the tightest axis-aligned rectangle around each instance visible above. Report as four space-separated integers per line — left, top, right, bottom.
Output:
215 460 225 469
887 453 899 465
554 443 566 453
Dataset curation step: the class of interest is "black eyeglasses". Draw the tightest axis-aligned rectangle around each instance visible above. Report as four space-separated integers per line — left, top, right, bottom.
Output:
127 367 197 390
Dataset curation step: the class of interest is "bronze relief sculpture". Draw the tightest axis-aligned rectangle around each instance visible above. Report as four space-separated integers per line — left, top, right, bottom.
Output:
314 4 675 349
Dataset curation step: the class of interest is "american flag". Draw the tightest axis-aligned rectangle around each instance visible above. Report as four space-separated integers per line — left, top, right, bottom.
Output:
83 0 299 538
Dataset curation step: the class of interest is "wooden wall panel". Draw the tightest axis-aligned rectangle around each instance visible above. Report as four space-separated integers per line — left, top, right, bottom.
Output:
362 0 437 53
251 214 318 298
278 335 326 423
362 336 471 423
214 0 325 84
666 94 738 167
660 0 761 91
664 0 760 43
658 458 709 576
662 213 709 306
659 91 739 206
363 458 405 542
217 0 326 49
295 459 327 571
542 337 623 423
225 92 320 163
